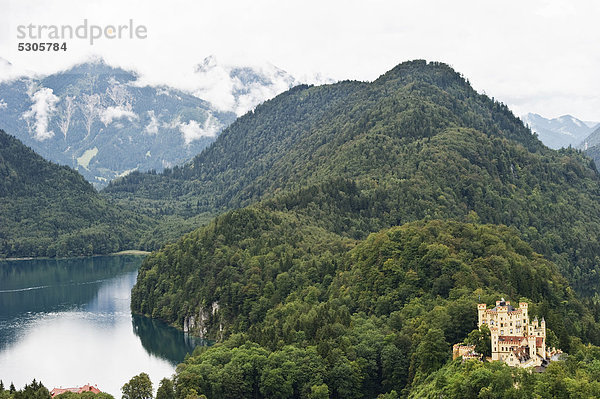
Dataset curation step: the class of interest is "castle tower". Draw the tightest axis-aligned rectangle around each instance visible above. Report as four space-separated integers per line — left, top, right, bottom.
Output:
540 317 546 357
477 303 487 327
519 302 528 322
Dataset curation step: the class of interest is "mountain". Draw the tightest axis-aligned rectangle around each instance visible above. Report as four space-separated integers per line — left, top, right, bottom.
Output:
522 112 597 149
106 60 541 214
0 129 153 258
191 55 302 117
123 59 600 398
580 123 600 160
0 58 237 187
108 61 600 296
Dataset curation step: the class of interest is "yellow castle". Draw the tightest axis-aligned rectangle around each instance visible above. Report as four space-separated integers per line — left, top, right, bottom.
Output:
477 298 549 368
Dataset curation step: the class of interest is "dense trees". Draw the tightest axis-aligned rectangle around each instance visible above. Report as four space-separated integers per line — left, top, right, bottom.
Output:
106 61 600 295
132 218 600 398
0 380 49 399
0 130 155 258
0 130 153 257
408 343 600 398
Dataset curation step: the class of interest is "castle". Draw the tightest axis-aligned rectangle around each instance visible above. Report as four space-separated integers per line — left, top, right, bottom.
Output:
477 298 550 368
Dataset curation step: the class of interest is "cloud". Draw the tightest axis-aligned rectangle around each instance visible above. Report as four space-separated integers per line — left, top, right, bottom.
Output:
191 56 298 116
0 57 32 83
100 106 138 125
162 117 181 130
2 1 600 120
144 110 159 134
22 87 59 141
178 115 220 145
0 99 7 109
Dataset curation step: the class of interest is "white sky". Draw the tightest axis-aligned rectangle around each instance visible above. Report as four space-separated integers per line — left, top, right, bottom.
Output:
1 0 599 121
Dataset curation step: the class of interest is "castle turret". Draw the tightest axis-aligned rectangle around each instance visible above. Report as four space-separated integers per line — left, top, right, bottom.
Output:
519 302 528 321
540 317 546 358
477 303 487 327
528 334 536 360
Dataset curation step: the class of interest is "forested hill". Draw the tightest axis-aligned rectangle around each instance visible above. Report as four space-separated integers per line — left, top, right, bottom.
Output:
0 130 153 257
135 215 600 398
110 60 600 294
105 60 540 212
127 60 600 397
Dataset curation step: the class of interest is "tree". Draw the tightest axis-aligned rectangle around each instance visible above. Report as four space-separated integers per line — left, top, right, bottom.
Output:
309 384 329 399
155 378 174 399
122 373 153 399
413 328 449 382
465 324 491 357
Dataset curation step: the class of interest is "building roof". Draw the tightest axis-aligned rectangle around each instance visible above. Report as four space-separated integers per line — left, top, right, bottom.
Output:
499 336 527 345
492 303 516 312
512 346 531 363
50 385 101 397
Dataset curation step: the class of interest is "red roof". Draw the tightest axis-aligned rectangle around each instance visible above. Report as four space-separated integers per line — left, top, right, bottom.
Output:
511 346 531 362
498 336 526 345
51 385 101 397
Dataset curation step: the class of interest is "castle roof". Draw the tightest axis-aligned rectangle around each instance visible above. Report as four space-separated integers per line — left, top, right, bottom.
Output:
511 346 531 363
492 299 516 312
499 336 527 345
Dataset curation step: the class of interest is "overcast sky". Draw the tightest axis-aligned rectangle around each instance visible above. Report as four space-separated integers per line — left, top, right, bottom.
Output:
1 0 599 121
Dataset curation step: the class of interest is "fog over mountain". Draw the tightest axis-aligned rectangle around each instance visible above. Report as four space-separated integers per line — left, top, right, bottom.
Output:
0 56 326 187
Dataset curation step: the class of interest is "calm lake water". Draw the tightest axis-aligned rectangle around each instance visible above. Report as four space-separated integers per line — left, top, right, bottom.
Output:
0 255 204 397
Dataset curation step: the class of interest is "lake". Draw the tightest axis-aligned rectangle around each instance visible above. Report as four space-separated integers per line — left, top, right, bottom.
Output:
0 255 205 397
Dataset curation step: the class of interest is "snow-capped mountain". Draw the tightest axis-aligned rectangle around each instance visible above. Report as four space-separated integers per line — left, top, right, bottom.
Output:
0 59 236 186
522 113 598 149
191 55 333 116
0 56 333 187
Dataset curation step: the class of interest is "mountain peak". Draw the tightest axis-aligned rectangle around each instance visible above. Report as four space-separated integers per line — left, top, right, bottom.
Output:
191 56 298 116
523 112 595 149
57 57 137 80
374 60 467 87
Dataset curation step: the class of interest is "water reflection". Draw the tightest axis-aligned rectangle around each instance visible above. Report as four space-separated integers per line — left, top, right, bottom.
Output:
132 314 210 366
0 256 139 318
0 255 201 397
